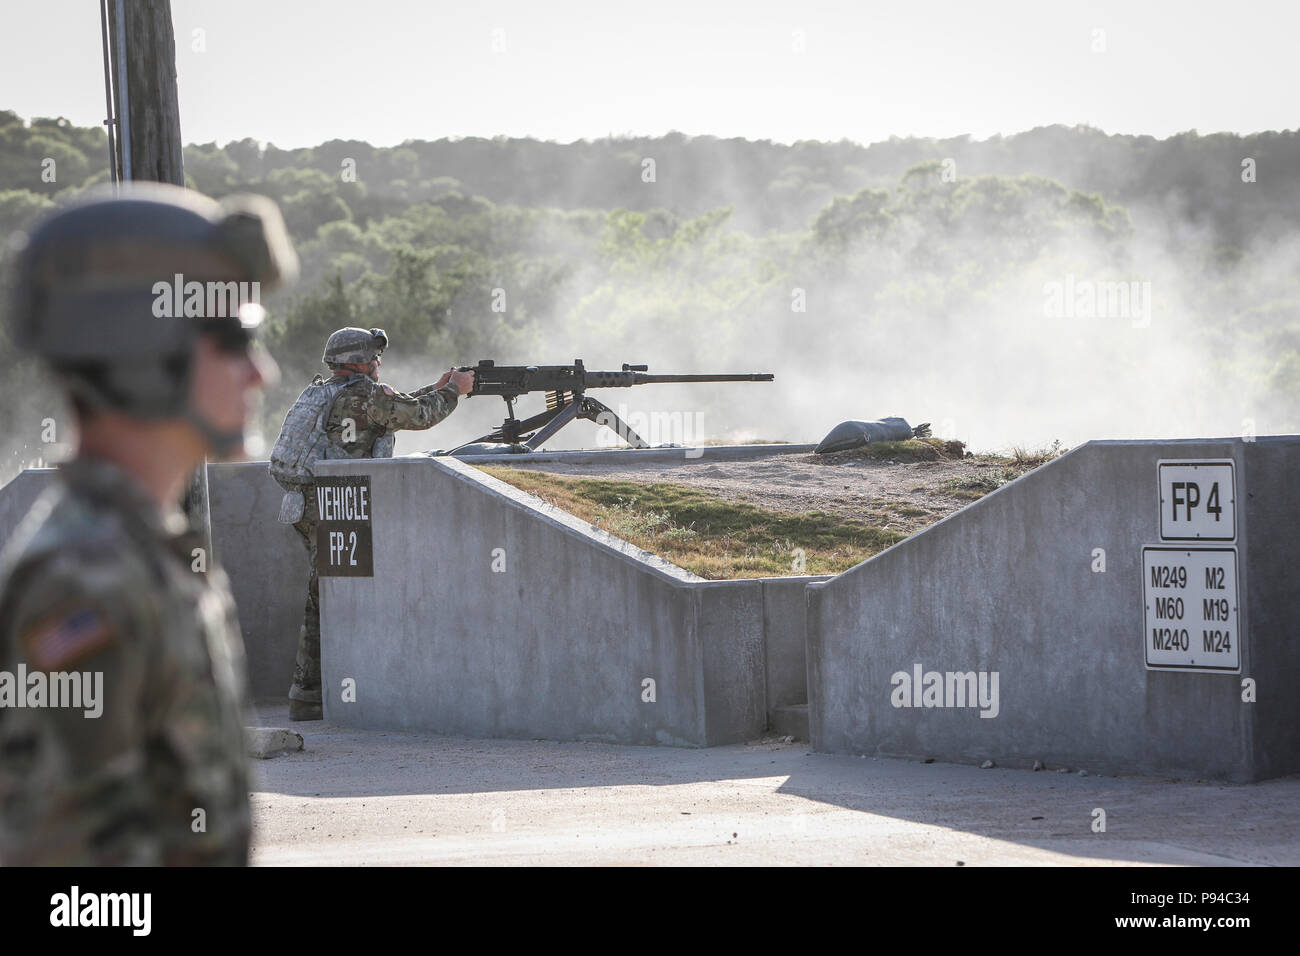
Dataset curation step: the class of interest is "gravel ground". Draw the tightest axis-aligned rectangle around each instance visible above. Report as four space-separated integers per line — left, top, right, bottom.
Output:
488 448 1022 535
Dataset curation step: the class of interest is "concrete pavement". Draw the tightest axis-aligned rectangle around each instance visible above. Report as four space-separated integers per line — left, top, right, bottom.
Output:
247 704 1299 866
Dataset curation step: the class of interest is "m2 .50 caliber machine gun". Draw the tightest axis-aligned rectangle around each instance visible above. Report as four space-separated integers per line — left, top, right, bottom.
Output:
440 359 774 454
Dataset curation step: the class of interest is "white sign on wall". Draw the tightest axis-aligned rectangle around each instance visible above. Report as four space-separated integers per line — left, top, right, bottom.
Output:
1144 458 1242 673
1157 460 1236 541
1141 546 1241 673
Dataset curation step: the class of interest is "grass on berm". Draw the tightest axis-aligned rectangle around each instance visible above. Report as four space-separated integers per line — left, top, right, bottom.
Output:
478 440 1064 579
477 467 905 580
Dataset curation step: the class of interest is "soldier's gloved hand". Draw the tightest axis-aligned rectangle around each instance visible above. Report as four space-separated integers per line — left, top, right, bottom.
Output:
450 368 475 395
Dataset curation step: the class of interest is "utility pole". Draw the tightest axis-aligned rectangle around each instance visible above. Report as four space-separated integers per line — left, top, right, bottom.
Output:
107 0 212 556
117 0 185 185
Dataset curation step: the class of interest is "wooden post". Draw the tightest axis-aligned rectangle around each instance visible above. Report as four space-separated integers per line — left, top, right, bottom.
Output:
109 0 212 557
119 0 185 186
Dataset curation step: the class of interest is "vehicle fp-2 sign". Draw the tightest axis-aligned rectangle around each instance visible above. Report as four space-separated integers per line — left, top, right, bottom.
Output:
315 475 373 577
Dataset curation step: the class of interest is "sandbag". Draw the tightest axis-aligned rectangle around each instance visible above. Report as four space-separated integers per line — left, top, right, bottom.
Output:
815 417 914 454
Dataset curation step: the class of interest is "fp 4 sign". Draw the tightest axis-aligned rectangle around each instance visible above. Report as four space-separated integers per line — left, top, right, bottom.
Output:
1158 460 1235 542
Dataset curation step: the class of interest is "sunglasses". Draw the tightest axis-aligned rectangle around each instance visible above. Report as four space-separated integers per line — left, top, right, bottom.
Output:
200 302 265 355
201 318 258 355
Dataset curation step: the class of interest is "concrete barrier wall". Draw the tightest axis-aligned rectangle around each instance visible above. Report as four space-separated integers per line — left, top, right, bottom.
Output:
316 456 790 746
1241 438 1300 780
207 462 303 700
7 437 1290 776
0 458 813 726
761 575 829 710
0 463 300 701
807 437 1299 782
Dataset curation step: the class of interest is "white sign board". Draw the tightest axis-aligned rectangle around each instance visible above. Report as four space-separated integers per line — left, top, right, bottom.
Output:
1142 546 1240 672
1158 460 1235 541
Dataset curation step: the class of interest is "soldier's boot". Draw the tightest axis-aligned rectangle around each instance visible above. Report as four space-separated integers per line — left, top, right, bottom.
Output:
288 625 323 721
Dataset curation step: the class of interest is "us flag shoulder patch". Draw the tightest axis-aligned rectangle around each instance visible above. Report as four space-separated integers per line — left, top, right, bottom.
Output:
23 607 115 671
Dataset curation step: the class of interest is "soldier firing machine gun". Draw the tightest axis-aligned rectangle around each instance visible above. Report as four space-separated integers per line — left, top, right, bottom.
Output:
432 359 774 455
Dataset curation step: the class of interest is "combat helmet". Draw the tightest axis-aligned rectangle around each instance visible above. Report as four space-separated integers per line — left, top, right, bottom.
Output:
6 182 297 452
323 327 388 367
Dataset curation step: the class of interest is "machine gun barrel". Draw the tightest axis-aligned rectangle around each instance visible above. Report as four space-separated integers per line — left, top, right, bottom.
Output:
583 370 775 388
458 359 773 399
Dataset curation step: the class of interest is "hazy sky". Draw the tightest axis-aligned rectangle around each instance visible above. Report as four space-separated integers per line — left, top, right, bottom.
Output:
2 0 1294 148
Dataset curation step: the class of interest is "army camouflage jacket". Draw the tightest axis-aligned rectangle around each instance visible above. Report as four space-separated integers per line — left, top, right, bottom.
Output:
0 458 251 865
323 373 460 459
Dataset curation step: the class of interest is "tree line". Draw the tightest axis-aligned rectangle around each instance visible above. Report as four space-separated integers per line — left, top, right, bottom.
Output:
0 110 1294 475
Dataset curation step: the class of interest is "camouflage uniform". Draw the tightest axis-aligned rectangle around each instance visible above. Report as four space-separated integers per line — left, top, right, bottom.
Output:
0 458 251 865
285 373 460 709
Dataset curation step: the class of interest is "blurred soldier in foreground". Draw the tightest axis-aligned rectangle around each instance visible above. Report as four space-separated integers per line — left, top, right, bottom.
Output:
269 329 473 720
0 184 296 864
